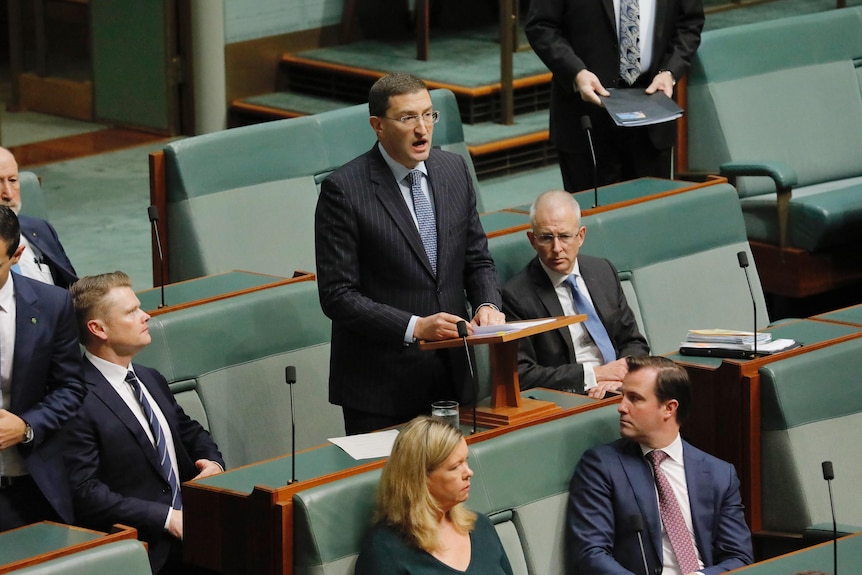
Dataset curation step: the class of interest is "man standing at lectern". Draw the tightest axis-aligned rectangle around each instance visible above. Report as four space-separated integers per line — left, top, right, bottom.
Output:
315 73 504 435
567 356 752 575
503 190 648 396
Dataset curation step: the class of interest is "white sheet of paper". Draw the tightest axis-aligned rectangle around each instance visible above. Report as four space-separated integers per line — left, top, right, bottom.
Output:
472 318 556 336
328 429 400 460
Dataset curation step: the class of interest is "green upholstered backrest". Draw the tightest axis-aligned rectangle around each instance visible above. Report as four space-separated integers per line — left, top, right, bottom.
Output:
488 228 535 287
579 184 768 353
162 89 475 281
18 171 49 220
9 540 151 575
292 404 620 575
759 337 862 533
687 7 862 195
135 280 340 467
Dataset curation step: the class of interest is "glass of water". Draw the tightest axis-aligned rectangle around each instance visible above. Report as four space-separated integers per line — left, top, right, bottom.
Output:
431 400 459 429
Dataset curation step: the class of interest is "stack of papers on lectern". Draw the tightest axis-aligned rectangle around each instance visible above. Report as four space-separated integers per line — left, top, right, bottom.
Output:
679 329 799 358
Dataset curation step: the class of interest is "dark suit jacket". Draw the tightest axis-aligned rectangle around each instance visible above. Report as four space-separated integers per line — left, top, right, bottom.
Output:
525 0 704 153
567 438 753 575
63 359 224 573
19 215 78 289
9 275 86 523
315 145 501 418
502 255 648 392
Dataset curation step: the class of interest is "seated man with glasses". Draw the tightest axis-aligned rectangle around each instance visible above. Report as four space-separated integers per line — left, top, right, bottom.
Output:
502 190 649 397
315 73 504 435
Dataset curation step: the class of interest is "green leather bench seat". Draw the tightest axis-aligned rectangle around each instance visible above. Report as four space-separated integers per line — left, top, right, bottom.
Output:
7 540 150 575
134 280 343 468
687 7 862 252
292 404 621 575
759 336 862 534
489 183 768 356
18 171 49 220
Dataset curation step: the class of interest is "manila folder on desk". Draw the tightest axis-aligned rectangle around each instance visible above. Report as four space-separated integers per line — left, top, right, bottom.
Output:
600 89 684 127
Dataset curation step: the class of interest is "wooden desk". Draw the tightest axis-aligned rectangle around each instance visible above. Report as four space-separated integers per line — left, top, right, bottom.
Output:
0 522 138 574
183 391 618 575
137 270 313 316
671 319 862 532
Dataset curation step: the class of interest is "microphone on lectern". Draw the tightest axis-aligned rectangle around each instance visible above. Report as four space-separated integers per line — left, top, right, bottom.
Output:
629 514 650 575
736 251 758 358
456 320 477 434
822 461 838 575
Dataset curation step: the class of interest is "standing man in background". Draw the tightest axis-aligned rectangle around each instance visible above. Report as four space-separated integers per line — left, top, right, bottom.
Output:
0 205 85 532
526 0 704 192
315 73 504 435
0 147 78 288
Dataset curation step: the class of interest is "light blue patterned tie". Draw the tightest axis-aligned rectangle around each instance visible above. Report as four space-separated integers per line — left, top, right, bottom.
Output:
565 275 617 364
408 169 437 275
619 0 641 85
126 370 182 510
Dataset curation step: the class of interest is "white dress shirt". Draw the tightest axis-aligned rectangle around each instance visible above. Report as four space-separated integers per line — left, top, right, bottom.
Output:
539 258 603 391
0 274 26 477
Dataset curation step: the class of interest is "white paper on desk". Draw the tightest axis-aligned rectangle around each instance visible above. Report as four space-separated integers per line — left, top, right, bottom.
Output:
472 318 556 336
329 429 400 460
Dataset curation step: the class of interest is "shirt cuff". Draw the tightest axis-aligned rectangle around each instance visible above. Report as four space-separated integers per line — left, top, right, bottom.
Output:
583 364 598 391
405 316 419 345
163 507 172 530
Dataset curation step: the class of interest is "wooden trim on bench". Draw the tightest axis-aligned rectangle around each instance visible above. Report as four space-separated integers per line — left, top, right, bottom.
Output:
467 130 550 156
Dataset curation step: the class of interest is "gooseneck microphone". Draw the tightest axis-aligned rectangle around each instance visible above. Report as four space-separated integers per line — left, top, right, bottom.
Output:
286 366 298 484
629 514 650 575
822 461 837 575
456 320 477 434
580 115 600 208
148 206 166 309
736 251 758 358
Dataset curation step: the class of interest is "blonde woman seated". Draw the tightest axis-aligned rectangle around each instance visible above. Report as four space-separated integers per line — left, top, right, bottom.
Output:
354 416 513 575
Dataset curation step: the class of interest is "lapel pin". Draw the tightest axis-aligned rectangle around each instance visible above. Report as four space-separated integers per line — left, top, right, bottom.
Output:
31 317 37 325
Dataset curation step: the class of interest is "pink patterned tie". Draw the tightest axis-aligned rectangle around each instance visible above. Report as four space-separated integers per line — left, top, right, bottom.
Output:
647 450 699 574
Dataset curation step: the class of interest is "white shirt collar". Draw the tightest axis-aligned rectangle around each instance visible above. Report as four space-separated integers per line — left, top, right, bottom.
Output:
539 257 581 289
85 350 133 387
641 433 684 463
0 272 14 313
377 142 427 184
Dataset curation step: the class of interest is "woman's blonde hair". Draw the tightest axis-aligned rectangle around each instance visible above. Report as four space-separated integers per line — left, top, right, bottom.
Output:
375 416 476 552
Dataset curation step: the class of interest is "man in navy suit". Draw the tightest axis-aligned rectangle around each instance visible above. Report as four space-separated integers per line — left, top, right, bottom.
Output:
526 0 704 192
503 191 648 396
567 356 752 575
64 271 224 574
0 147 77 288
0 206 85 532
315 73 505 435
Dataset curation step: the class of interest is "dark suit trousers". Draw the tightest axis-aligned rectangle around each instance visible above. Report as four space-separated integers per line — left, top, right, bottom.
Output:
0 475 59 532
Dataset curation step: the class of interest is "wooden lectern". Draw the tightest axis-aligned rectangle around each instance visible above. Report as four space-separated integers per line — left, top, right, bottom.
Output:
419 315 585 426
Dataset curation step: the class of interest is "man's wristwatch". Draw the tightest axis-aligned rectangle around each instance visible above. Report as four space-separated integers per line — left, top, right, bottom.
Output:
658 70 677 86
22 423 34 444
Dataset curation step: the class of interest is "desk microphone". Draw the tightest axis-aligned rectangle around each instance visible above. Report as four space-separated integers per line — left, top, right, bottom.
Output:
629 514 650 575
286 366 298 484
822 461 837 575
148 206 166 309
456 320 477 434
736 251 758 358
580 115 600 207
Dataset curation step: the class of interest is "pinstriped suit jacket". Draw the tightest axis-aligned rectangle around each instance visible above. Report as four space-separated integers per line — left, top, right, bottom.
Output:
315 145 501 418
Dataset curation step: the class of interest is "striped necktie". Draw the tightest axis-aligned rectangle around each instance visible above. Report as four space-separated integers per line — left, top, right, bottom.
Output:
125 370 182 510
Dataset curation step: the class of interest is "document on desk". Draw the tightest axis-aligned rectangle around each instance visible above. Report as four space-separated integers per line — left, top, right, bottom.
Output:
472 318 556 336
329 429 399 460
600 89 684 127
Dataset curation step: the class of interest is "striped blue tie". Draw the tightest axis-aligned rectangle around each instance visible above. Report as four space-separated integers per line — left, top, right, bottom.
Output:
565 275 617 364
408 169 437 275
125 370 182 510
